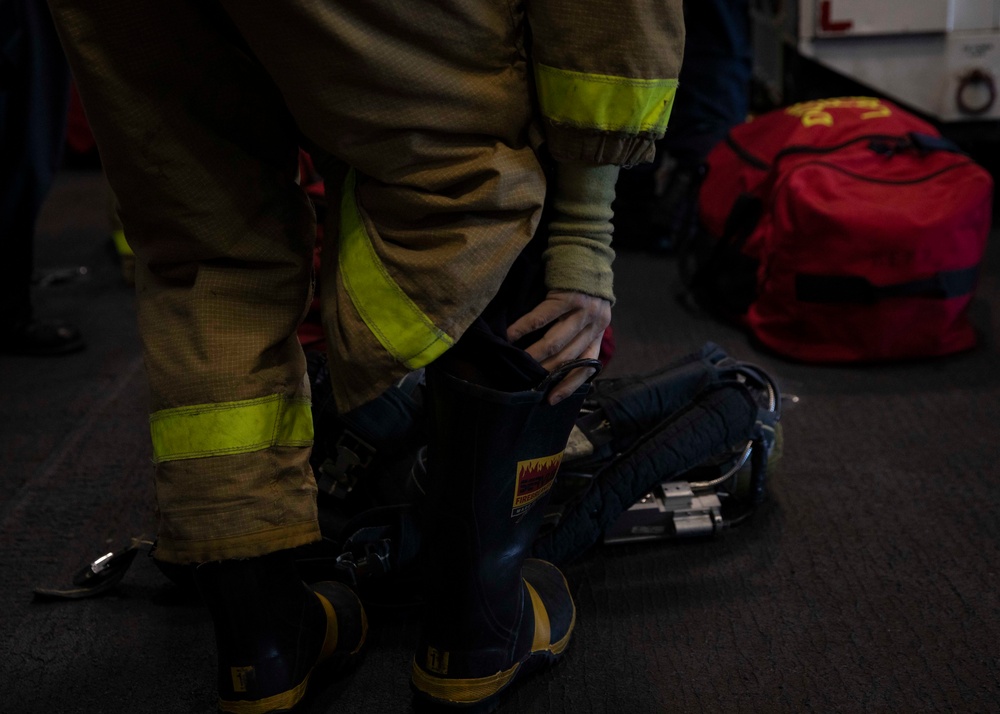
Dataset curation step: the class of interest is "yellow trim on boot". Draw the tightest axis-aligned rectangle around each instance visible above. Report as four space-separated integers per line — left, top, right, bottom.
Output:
412 573 578 706
411 658 521 705
315 591 340 660
315 588 369 659
525 580 551 653
354 599 369 656
525 563 577 656
218 677 310 714
217 588 367 714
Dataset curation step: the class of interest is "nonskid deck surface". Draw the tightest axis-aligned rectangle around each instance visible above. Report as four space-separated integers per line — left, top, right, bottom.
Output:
1 168 998 713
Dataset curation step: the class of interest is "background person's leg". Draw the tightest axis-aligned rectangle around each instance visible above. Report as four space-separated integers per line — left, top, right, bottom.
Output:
660 0 752 162
614 0 752 253
0 0 81 355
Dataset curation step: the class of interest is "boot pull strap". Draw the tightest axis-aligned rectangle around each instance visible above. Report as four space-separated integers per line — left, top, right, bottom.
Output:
535 358 604 394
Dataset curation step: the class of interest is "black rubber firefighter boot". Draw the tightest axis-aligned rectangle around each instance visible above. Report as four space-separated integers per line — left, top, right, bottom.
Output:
411 364 594 711
194 547 367 714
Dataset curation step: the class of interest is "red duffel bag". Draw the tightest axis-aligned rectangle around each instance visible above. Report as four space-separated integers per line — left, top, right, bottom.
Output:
683 97 993 362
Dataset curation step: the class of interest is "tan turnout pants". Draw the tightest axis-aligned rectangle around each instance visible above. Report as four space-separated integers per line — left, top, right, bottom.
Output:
49 0 547 563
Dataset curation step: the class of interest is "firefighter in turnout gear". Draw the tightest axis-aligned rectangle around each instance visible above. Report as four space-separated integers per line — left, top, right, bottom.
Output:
46 0 684 711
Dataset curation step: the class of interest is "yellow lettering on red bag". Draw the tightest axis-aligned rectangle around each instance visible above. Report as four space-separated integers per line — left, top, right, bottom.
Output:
786 97 892 127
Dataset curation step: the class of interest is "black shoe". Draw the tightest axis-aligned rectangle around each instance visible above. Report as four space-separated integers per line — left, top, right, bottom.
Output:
0 319 85 356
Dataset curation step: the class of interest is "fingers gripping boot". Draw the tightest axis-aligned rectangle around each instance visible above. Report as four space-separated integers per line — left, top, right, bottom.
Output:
411 369 590 709
195 549 367 714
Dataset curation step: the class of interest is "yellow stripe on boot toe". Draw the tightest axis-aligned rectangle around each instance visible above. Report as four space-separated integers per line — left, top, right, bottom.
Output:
525 571 577 656
411 659 522 705
218 675 311 714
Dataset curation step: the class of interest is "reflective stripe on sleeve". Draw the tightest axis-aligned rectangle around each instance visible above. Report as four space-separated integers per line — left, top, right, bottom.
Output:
149 394 313 463
534 63 678 134
339 169 455 369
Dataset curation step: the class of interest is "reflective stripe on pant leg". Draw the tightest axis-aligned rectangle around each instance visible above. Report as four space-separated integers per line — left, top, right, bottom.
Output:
338 169 455 371
49 1 322 563
150 394 313 464
149 393 321 564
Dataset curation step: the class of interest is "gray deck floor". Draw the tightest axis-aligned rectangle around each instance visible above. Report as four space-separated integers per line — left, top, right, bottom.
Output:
2 168 998 713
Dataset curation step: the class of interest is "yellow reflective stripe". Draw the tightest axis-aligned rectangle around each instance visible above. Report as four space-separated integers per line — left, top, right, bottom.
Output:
411 657 521 704
315 591 340 660
534 63 678 134
526 580 552 652
219 677 310 714
149 394 313 464
110 228 134 257
339 169 455 370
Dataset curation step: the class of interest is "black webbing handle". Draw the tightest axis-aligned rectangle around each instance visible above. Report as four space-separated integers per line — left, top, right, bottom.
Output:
795 265 980 304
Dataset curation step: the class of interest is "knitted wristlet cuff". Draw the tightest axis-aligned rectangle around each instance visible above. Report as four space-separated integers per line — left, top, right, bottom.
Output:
542 161 620 303
544 124 659 167
543 241 615 304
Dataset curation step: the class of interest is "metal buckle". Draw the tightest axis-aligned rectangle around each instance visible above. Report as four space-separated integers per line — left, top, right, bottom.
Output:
317 430 376 498
334 539 392 586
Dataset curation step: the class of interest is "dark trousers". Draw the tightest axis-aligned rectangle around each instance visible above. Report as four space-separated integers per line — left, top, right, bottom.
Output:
0 0 71 326
659 0 752 162
611 0 752 250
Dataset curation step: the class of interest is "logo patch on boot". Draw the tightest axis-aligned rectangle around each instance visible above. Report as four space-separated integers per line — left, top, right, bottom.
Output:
426 646 450 675
512 451 564 518
230 666 256 693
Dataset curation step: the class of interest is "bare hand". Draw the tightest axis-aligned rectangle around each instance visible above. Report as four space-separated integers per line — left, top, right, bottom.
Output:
507 289 612 404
